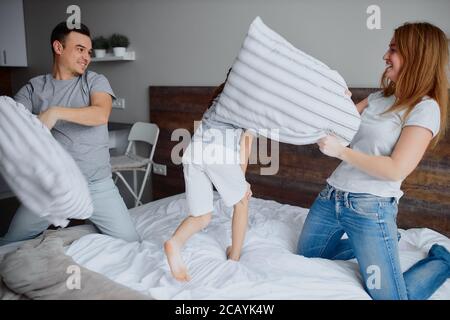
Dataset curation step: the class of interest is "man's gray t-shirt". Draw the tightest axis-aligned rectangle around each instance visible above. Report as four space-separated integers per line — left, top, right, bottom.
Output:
14 70 116 183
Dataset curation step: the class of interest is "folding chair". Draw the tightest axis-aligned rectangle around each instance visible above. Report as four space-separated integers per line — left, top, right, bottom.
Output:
110 122 159 207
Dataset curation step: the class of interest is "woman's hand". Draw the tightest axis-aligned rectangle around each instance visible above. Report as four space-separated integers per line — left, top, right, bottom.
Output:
317 135 346 159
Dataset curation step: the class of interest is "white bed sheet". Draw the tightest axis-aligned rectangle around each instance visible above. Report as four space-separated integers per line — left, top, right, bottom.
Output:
65 193 450 300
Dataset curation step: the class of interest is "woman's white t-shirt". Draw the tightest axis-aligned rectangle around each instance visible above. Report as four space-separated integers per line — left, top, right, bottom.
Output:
327 91 441 201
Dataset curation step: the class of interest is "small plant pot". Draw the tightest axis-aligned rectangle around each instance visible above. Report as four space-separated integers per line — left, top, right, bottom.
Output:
113 47 126 57
94 49 106 58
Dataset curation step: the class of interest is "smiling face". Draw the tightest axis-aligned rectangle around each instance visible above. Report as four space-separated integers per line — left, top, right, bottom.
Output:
53 31 92 76
383 38 403 83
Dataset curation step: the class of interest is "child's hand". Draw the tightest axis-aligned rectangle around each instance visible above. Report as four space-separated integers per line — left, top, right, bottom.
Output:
245 182 253 200
345 89 352 97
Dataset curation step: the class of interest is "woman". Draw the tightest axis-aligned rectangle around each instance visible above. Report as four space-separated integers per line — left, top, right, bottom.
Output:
297 22 450 300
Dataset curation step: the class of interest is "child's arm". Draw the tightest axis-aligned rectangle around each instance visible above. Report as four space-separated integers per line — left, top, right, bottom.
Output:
356 97 369 114
240 130 254 198
240 130 255 173
345 89 369 114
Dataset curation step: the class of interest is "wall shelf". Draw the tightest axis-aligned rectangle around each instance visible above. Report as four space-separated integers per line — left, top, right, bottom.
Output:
91 51 135 62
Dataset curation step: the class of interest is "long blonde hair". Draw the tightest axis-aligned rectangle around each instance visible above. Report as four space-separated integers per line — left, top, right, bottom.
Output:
381 22 449 147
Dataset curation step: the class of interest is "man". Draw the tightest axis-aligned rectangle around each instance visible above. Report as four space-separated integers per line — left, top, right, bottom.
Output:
0 22 139 245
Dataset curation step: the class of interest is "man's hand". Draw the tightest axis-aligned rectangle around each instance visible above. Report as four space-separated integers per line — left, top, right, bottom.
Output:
317 135 346 159
38 107 60 130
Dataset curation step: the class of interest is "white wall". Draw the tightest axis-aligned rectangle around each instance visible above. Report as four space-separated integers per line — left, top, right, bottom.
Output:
11 0 450 123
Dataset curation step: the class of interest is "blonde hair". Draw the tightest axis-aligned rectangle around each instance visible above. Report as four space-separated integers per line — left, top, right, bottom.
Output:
381 22 449 147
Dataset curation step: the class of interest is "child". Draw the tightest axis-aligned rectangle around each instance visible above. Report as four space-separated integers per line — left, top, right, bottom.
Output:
164 71 255 281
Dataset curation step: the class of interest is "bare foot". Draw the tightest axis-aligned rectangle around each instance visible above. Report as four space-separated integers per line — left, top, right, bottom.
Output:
226 245 240 261
164 239 191 281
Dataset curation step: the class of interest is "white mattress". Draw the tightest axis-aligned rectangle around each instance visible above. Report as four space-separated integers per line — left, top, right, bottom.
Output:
65 193 450 300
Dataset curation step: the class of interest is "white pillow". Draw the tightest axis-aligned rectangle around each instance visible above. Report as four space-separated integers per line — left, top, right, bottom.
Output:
213 17 361 146
0 96 93 227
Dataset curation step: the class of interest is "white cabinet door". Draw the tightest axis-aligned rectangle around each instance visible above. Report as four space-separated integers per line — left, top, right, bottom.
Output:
0 0 27 67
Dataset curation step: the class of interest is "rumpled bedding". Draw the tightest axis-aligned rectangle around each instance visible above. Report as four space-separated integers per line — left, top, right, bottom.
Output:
0 225 150 300
2 193 449 300
66 193 450 300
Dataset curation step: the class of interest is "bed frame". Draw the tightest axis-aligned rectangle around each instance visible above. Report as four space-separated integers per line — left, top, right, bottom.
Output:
149 86 450 237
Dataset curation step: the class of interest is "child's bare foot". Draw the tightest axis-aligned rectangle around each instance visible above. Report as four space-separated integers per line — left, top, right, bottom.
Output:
226 245 241 261
164 239 191 281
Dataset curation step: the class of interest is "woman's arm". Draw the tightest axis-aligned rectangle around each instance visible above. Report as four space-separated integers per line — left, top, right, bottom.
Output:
318 126 433 181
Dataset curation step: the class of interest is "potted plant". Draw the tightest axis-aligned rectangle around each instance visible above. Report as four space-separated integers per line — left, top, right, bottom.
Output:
110 33 130 57
92 36 109 58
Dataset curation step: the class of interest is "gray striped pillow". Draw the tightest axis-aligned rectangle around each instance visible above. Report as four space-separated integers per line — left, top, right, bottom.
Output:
213 17 361 146
0 96 93 227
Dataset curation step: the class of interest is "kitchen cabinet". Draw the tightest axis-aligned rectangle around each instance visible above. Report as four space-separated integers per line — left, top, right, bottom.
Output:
0 0 27 67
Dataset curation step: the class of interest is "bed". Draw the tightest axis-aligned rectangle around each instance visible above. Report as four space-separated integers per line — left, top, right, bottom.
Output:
65 85 450 299
62 192 450 299
1 191 449 299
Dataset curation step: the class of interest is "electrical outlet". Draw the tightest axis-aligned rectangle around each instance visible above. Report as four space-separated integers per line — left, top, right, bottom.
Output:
153 163 167 176
112 98 125 109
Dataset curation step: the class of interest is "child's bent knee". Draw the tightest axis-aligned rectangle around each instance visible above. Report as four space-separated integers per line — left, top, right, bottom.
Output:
236 196 249 207
195 212 212 227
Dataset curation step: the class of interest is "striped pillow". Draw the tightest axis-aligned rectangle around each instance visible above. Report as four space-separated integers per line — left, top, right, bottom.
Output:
0 96 93 227
213 17 361 146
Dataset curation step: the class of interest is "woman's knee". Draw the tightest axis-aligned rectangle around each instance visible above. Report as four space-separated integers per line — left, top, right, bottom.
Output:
365 284 408 300
297 235 317 257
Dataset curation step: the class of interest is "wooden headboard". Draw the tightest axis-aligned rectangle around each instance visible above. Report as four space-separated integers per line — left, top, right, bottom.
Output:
150 86 450 237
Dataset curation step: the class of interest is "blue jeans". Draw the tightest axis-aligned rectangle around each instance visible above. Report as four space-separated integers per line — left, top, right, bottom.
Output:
297 184 450 300
0 177 140 246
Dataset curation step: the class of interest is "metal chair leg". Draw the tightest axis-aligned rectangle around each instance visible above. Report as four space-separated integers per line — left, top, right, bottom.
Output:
133 169 138 196
115 172 140 206
135 163 152 207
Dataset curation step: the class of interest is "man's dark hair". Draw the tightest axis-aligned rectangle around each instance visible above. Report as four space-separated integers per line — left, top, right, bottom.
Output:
50 22 91 54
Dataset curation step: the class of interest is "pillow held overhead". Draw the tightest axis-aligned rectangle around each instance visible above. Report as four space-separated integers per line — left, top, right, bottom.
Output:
213 16 361 146
0 96 93 227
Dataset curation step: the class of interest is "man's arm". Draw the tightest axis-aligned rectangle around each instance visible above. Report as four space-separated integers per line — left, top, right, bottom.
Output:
14 83 34 112
38 92 112 129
